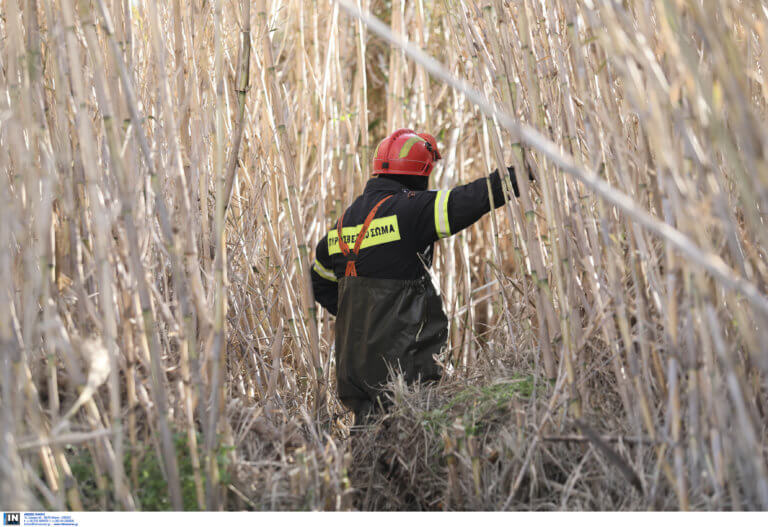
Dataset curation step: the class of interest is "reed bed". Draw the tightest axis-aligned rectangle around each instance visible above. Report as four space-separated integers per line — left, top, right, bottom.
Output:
1 0 767 511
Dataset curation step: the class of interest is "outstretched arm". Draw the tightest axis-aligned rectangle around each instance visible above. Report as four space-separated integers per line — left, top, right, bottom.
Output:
310 235 339 316
441 166 522 235
412 165 528 248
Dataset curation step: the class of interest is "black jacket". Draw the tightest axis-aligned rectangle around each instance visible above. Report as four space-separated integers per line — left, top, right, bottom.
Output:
311 168 517 314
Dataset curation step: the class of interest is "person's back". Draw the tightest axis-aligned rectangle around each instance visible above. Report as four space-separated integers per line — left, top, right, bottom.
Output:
311 128 527 425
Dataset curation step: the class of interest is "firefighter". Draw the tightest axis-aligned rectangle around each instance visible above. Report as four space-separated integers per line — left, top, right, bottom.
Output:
311 128 528 426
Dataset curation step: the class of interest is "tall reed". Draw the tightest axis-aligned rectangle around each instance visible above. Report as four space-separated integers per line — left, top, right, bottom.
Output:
1 0 766 511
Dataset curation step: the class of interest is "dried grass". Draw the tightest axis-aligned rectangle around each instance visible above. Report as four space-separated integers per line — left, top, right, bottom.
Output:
1 0 767 511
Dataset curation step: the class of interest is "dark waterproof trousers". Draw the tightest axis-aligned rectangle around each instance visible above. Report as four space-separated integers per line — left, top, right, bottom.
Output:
335 275 448 425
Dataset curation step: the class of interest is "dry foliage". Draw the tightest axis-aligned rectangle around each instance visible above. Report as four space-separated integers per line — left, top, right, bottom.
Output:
1 0 767 511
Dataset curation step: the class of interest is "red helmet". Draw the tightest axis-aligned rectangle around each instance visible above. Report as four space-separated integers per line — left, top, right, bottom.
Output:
372 128 442 178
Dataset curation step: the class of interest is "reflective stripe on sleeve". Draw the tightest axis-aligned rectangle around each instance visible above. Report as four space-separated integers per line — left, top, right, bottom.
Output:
434 189 452 239
313 260 337 282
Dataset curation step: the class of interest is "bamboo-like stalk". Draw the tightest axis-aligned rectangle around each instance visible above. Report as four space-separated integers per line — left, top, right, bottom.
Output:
88 0 184 510
75 1 132 509
3 0 768 512
257 0 325 417
204 0 227 510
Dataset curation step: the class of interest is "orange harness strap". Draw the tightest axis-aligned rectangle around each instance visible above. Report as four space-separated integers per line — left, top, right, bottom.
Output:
336 195 394 277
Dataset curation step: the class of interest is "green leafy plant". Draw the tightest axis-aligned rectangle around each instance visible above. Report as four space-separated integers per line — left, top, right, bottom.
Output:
65 432 232 511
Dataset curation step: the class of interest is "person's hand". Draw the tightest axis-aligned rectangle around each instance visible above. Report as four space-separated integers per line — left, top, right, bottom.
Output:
503 162 534 197
523 153 536 182
505 156 535 198
504 166 521 197
490 157 535 198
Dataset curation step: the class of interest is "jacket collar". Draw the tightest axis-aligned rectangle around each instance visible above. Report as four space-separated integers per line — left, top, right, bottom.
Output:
364 176 409 194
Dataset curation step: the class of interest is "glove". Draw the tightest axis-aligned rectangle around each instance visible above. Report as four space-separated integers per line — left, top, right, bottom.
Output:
490 163 534 198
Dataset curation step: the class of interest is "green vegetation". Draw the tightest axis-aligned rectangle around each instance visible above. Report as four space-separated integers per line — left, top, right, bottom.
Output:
67 433 231 511
422 376 535 436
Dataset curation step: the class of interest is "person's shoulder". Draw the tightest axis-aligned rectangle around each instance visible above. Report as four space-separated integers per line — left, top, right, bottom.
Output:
389 188 438 222
392 188 437 203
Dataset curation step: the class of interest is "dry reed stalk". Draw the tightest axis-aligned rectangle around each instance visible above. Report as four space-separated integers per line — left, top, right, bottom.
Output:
2 0 767 511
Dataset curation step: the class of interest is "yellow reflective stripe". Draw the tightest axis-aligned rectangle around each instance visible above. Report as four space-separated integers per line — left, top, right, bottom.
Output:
313 260 337 282
399 136 421 158
327 215 401 255
434 189 452 238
